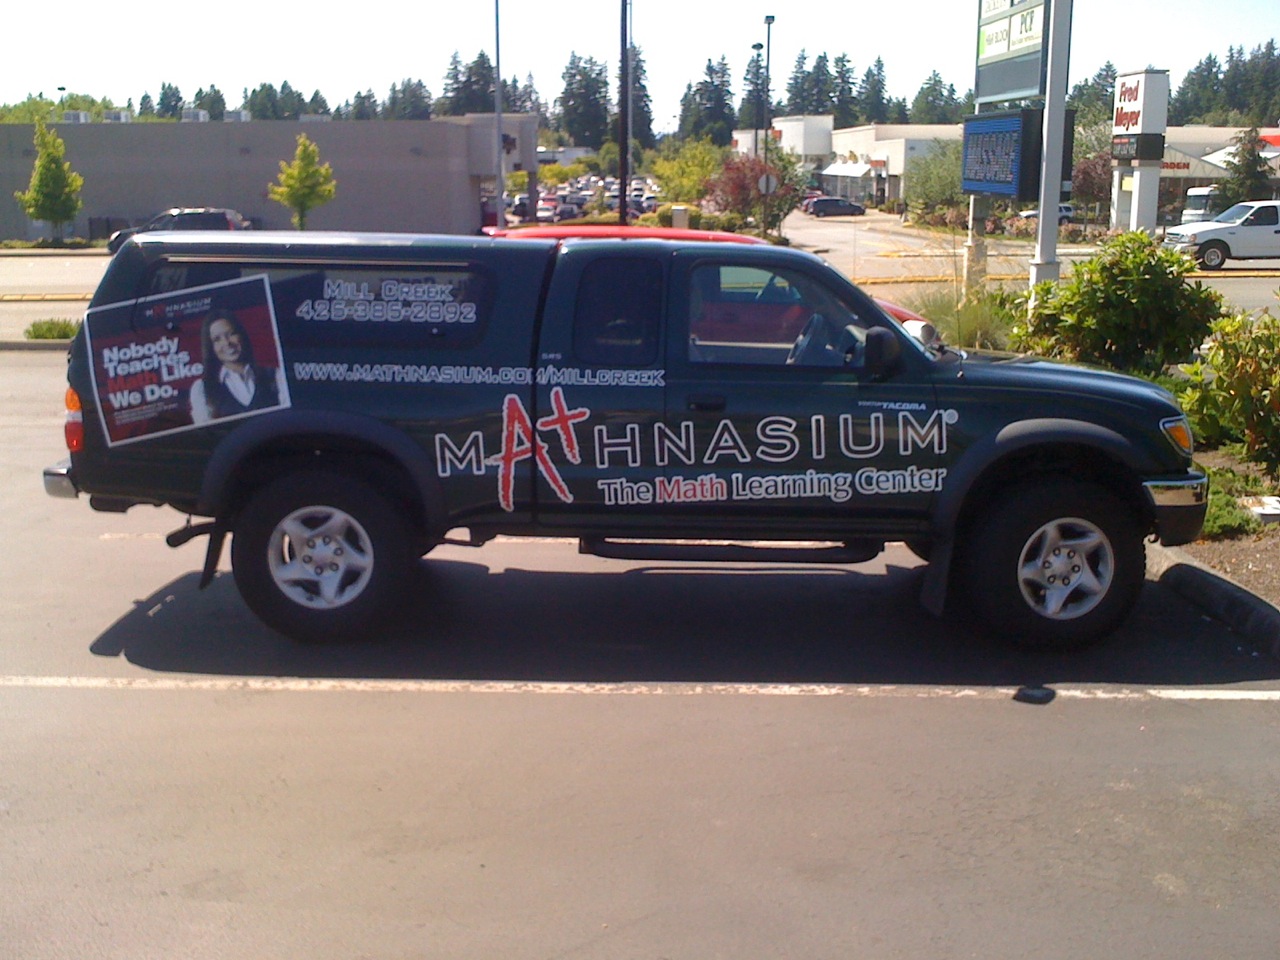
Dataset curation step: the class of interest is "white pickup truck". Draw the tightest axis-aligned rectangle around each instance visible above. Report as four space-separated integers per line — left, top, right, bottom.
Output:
1163 199 1280 269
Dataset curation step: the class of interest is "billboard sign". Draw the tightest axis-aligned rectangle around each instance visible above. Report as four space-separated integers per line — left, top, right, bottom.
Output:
975 0 1053 104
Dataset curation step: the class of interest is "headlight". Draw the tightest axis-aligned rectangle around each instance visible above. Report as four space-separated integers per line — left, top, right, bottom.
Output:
1161 415 1194 457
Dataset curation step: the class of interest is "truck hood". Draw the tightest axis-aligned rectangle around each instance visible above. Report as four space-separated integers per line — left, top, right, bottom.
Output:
949 348 1181 411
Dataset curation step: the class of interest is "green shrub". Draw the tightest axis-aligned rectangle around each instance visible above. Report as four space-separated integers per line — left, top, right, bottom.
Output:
1180 311 1280 475
24 318 81 339
1200 484 1263 540
1010 231 1224 372
900 286 1021 350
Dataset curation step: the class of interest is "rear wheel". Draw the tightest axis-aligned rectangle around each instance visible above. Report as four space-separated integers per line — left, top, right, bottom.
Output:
231 471 413 642
959 481 1144 648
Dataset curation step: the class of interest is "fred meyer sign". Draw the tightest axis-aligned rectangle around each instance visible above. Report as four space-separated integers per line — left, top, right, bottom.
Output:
975 0 1051 104
1112 71 1169 136
1111 70 1169 162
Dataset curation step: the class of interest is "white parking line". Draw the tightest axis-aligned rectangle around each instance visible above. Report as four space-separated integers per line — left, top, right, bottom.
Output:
2 675 1279 700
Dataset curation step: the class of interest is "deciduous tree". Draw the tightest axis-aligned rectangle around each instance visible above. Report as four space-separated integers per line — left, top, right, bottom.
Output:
13 120 83 242
268 134 336 230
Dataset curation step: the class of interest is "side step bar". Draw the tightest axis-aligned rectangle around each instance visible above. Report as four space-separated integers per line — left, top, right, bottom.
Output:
579 538 882 565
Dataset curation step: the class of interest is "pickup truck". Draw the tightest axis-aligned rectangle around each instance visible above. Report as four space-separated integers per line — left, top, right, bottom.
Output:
44 230 1207 647
1163 199 1280 269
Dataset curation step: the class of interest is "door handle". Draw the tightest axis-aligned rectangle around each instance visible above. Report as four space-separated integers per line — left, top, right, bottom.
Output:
687 395 726 412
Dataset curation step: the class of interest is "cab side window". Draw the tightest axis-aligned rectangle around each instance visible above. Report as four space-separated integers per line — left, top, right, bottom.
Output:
687 263 870 368
1247 206 1279 226
573 258 662 366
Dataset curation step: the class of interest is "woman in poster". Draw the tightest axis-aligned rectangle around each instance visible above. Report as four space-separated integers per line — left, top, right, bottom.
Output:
189 309 287 424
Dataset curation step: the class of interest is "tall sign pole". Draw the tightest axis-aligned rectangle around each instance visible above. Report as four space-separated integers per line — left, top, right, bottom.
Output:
618 0 630 225
1029 0 1073 286
494 0 504 218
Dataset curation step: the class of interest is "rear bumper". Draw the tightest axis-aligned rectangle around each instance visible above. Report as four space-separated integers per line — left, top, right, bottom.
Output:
43 458 79 499
1144 469 1208 546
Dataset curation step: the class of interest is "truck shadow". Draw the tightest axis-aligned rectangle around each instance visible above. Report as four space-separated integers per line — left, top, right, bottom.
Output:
90 555 1277 688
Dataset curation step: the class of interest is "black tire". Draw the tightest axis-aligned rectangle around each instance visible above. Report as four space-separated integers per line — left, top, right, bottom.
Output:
958 481 1144 648
1197 241 1228 270
231 471 413 642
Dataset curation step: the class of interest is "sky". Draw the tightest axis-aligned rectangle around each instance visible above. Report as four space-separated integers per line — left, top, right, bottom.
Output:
6 0 1277 130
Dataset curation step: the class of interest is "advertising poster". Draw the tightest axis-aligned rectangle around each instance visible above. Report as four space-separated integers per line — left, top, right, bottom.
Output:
85 275 290 447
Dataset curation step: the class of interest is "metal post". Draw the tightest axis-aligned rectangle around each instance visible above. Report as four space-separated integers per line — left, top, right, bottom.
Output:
1029 0 1073 287
494 0 504 223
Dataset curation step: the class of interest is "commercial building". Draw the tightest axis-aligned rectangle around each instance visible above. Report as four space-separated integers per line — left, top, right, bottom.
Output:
0 113 539 241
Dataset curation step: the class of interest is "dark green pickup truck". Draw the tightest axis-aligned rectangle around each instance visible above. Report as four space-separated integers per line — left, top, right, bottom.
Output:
45 230 1207 646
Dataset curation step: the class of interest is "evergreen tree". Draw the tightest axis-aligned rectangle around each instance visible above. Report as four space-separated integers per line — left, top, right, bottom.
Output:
244 84 281 120
350 90 379 120
678 58 735 146
1219 126 1274 206
193 85 226 121
558 53 611 149
268 133 337 229
615 46 655 150
13 120 83 242
156 83 183 119
785 51 809 115
278 81 306 120
832 55 859 127
1170 55 1221 124
1067 62 1116 128
910 71 961 123
308 90 331 116
436 53 466 115
384 79 432 119
138 93 155 117
512 73 549 127
738 51 768 129
857 59 889 123
807 54 835 115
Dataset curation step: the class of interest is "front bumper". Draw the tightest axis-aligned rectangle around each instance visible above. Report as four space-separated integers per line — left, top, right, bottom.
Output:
43 458 79 499
1143 468 1209 546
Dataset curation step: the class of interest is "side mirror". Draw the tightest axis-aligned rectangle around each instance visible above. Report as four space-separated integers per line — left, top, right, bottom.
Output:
864 326 902 378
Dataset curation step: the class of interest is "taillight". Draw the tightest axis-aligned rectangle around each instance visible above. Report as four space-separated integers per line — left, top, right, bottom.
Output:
64 386 84 452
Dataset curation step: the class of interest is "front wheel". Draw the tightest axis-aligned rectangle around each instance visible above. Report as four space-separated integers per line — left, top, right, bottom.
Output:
959 482 1144 648
1197 241 1228 270
231 471 413 642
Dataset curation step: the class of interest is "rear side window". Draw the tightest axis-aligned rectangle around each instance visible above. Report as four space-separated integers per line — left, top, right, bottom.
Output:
572 258 662 366
145 260 496 350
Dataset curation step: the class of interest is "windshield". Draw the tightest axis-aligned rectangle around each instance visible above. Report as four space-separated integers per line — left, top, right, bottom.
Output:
1213 203 1254 224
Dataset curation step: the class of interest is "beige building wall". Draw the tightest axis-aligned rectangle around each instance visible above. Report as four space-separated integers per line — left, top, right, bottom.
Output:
0 113 539 240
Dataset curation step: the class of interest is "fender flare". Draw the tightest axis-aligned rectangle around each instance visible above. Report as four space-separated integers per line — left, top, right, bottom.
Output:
196 409 447 532
919 418 1148 615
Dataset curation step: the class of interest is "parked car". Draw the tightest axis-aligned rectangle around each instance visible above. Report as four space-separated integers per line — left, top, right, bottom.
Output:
1017 203 1074 226
107 208 251 253
1162 199 1280 269
809 198 866 218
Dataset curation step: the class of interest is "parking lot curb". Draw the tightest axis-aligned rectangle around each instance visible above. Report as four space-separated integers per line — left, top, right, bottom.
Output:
0 338 72 351
1147 542 1280 658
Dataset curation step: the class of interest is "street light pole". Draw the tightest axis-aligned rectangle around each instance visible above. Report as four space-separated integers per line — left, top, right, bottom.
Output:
763 15 774 234
763 16 773 171
751 43 763 159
